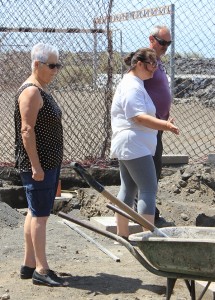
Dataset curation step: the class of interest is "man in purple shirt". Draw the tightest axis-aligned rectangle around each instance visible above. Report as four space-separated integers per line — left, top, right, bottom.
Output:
144 25 172 220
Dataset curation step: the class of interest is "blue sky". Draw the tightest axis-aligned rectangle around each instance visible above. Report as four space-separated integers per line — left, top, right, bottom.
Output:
109 0 214 58
0 0 214 58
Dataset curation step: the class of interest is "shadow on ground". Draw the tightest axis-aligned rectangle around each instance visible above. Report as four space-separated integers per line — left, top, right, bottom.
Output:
64 272 166 296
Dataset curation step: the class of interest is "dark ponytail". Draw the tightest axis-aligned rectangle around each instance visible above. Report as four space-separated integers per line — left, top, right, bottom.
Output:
124 48 156 69
124 52 135 66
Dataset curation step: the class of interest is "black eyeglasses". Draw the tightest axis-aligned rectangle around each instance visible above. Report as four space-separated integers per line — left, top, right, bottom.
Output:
153 35 172 47
40 62 62 70
144 61 158 68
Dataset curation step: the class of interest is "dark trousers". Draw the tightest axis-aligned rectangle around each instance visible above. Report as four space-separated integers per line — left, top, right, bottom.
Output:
153 131 163 218
153 130 163 182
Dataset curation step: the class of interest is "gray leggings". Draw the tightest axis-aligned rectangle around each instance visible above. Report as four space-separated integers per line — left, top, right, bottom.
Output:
118 155 157 215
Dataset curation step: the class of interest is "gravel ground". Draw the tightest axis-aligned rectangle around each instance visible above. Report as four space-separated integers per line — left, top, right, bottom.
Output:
1 163 215 299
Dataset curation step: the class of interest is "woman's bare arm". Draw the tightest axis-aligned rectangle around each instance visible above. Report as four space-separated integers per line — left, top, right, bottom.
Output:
19 86 44 180
132 114 179 135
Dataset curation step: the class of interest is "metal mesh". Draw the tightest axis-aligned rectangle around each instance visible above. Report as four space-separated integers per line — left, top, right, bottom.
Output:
0 0 214 167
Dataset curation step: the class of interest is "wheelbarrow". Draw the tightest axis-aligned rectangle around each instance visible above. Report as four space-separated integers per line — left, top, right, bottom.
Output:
58 162 215 300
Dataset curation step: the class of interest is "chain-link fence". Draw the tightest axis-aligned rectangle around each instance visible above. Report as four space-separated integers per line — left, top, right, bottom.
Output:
0 0 214 168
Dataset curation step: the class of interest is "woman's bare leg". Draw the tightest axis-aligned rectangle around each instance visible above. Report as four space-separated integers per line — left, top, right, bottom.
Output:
23 210 36 267
31 216 49 273
116 213 129 237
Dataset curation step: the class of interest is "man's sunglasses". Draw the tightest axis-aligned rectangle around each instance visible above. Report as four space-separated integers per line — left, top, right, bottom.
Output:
40 61 62 70
153 35 172 47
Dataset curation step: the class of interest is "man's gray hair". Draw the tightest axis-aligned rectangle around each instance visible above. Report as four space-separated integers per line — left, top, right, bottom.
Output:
31 43 59 70
150 25 170 36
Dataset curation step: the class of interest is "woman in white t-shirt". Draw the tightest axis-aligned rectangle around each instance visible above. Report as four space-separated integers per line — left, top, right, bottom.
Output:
110 48 179 239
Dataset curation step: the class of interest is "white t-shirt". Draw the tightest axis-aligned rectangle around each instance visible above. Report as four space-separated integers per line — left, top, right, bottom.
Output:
110 73 157 160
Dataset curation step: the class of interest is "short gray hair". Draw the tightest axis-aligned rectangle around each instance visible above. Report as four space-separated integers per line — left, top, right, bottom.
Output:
150 25 170 36
31 43 59 70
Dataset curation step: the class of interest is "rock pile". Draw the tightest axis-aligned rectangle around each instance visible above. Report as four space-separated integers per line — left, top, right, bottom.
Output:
0 202 24 229
166 57 215 103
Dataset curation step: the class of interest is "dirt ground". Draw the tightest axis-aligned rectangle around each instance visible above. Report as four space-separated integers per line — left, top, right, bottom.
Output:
1 162 215 300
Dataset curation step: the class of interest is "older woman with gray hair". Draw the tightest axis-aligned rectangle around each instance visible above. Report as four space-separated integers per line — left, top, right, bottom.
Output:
14 43 67 286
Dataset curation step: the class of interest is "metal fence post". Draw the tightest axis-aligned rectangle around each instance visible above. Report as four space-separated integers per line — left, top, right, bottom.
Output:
170 3 175 98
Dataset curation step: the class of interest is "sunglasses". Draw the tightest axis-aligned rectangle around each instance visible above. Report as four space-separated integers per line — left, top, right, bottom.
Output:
40 61 62 70
153 35 172 47
144 61 158 68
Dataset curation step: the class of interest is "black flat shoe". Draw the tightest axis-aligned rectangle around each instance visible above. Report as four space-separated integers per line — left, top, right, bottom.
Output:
20 265 36 279
32 270 68 287
155 206 160 220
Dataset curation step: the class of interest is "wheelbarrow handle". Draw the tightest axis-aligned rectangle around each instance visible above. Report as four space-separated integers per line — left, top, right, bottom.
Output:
58 211 131 246
107 203 142 226
58 211 168 277
71 162 104 193
71 162 167 237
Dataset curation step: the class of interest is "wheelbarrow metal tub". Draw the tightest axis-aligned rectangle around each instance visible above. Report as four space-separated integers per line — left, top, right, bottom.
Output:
64 162 215 299
129 226 215 278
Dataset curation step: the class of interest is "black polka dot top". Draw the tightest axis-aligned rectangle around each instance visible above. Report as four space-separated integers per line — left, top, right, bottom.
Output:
14 83 63 172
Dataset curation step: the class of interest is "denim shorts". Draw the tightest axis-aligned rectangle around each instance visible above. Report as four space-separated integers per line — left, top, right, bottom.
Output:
20 167 61 217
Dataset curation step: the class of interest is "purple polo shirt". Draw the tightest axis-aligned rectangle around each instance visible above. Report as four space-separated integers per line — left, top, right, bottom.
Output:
144 60 171 120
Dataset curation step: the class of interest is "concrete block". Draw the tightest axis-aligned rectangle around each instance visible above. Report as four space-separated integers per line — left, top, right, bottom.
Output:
55 192 74 200
162 155 189 165
90 216 142 234
53 192 75 214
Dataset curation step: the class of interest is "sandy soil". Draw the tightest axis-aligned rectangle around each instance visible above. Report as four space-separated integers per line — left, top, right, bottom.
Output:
1 163 215 300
